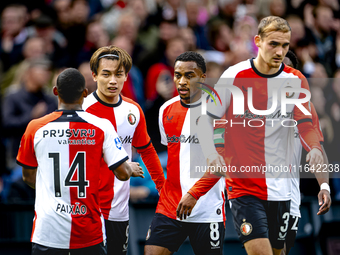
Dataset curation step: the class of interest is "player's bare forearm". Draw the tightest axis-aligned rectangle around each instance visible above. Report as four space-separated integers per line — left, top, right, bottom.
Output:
315 145 331 215
113 161 132 181
22 167 37 189
314 145 329 185
306 148 323 168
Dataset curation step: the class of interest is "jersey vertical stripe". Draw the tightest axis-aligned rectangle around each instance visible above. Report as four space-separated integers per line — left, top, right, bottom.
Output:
208 59 319 201
83 93 150 221
157 97 225 222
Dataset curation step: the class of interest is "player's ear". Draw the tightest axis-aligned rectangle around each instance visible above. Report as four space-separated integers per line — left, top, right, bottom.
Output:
53 86 58 96
200 73 207 82
83 88 89 98
92 72 97 82
254 35 261 47
124 73 128 82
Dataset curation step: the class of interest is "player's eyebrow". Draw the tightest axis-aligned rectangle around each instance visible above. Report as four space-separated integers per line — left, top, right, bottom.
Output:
270 40 290 46
101 69 112 73
174 71 195 75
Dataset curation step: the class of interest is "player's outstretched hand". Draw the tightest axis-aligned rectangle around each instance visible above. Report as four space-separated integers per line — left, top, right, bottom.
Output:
207 153 227 177
176 193 197 220
129 162 144 178
306 148 323 172
317 189 331 215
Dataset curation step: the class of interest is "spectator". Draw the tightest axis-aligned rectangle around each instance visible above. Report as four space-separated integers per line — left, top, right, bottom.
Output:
207 19 233 52
0 4 29 72
2 58 57 166
329 70 340 199
306 5 337 76
130 0 159 52
209 0 240 28
27 14 69 68
111 35 146 109
78 61 97 94
286 15 306 52
269 0 286 17
136 18 179 78
114 10 145 62
185 0 211 50
77 20 109 66
311 86 334 150
1 37 46 95
145 37 187 152
179 26 197 52
56 0 90 67
206 61 224 79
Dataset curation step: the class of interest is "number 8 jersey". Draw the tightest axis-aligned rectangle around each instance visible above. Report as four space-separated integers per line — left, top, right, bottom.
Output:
16 110 129 249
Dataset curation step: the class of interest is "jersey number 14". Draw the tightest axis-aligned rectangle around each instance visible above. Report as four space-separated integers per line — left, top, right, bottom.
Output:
49 152 89 198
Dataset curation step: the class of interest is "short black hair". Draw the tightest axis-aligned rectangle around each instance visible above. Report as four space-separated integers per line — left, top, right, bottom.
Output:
56 68 85 103
175 51 206 73
285 50 299 69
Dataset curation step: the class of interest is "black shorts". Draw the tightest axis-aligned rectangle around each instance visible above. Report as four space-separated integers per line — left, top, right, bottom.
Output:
285 215 300 252
229 195 290 249
104 219 129 255
32 242 107 255
145 213 225 254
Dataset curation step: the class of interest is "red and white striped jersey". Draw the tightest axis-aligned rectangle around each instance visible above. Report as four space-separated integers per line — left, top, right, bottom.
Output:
208 59 321 201
291 103 324 217
157 96 225 223
83 92 151 221
16 110 128 249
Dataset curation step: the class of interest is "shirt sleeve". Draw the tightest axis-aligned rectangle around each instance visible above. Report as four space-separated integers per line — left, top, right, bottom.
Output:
16 121 38 168
102 119 129 170
137 143 165 192
311 102 324 143
294 77 322 152
159 104 167 146
132 104 151 149
188 173 221 200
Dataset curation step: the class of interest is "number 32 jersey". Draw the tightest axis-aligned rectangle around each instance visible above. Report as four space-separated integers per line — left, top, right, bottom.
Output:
16 110 128 249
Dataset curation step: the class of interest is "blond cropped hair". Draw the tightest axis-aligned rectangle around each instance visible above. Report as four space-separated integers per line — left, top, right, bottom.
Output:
258 16 291 39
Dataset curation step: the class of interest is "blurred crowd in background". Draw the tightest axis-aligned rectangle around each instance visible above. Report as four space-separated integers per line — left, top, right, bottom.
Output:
0 0 340 205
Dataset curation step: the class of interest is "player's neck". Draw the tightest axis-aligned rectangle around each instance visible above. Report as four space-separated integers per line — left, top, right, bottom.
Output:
253 57 281 75
181 94 201 105
59 103 82 111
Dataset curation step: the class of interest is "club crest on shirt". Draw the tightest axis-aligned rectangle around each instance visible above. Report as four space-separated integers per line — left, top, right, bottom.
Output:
240 220 252 236
285 86 295 98
114 137 122 150
127 113 136 125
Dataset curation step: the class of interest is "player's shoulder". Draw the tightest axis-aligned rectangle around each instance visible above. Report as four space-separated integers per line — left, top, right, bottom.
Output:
160 96 181 113
77 111 113 130
82 92 97 110
121 95 143 112
26 111 62 133
220 59 252 78
282 64 306 79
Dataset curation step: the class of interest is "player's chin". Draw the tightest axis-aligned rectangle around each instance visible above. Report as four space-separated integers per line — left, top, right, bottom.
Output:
179 95 191 101
271 61 282 68
105 90 118 97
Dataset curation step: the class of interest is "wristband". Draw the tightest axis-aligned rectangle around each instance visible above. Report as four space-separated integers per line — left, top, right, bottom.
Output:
320 183 330 194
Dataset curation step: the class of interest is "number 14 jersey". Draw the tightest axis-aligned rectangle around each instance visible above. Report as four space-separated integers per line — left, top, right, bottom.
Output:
16 110 128 249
